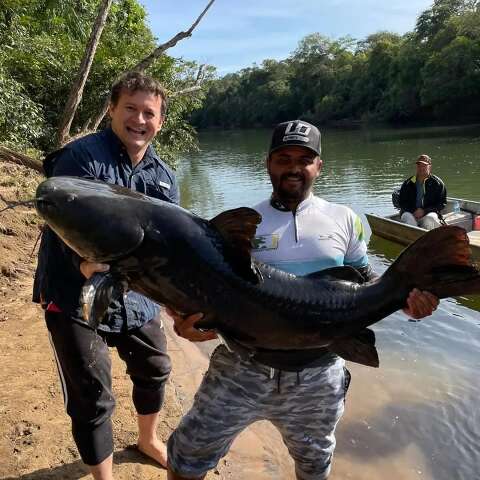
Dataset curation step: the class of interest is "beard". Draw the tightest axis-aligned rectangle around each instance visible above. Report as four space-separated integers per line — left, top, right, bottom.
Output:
276 173 306 201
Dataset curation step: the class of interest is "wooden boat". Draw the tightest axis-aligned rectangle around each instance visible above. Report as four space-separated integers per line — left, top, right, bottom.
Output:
366 197 480 262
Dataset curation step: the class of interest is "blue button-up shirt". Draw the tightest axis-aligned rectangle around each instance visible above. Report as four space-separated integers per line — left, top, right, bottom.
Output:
33 128 179 332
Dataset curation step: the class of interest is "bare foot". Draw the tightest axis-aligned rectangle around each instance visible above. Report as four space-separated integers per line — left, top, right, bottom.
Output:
137 438 168 468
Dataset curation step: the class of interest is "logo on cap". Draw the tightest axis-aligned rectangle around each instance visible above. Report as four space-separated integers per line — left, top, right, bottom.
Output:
283 122 311 143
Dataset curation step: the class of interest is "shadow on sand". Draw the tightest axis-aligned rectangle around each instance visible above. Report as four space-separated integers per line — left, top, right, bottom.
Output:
2 446 164 479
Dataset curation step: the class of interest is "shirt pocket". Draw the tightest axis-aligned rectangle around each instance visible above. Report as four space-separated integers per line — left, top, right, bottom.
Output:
145 181 172 202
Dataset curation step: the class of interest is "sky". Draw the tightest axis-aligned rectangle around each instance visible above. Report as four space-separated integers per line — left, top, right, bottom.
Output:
140 0 434 75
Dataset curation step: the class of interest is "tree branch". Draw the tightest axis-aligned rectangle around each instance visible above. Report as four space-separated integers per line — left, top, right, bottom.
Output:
90 102 110 132
170 85 203 97
134 0 215 72
170 64 206 97
0 145 44 174
56 0 113 147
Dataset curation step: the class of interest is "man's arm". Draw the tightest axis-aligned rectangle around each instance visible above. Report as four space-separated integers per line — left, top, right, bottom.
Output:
167 174 180 206
398 179 410 212
49 147 97 179
425 178 447 214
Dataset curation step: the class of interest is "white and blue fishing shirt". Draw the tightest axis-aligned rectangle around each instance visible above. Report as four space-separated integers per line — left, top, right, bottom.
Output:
252 193 368 276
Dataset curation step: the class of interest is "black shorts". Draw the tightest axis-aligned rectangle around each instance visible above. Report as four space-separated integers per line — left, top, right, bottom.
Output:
46 311 171 465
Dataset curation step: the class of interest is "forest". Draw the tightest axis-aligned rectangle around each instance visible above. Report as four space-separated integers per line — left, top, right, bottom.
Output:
1 0 479 163
192 0 480 129
0 0 213 165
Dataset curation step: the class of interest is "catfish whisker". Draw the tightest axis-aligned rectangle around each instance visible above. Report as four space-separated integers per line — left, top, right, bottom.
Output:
0 194 36 213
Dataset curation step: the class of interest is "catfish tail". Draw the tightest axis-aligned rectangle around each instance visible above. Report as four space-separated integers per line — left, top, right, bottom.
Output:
382 226 480 298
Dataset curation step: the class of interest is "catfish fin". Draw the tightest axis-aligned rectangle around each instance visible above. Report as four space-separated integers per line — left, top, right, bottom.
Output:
306 265 365 284
210 207 263 284
329 328 379 368
79 272 127 329
382 225 480 298
210 207 262 254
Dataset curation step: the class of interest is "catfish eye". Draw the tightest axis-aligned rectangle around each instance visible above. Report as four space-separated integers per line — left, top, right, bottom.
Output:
66 194 77 202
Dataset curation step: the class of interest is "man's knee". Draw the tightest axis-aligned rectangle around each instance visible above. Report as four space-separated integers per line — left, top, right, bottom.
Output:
400 212 417 226
124 319 172 385
419 212 440 230
295 462 331 480
167 428 222 480
129 349 171 414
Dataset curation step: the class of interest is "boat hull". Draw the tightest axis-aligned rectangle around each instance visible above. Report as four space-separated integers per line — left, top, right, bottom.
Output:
366 197 480 263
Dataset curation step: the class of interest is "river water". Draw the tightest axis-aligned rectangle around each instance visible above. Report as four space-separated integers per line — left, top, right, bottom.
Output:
175 125 480 480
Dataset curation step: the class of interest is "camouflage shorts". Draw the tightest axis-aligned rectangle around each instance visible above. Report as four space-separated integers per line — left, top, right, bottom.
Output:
168 345 350 479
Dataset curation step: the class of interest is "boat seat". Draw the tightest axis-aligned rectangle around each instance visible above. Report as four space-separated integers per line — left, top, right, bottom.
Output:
443 211 473 231
467 230 480 244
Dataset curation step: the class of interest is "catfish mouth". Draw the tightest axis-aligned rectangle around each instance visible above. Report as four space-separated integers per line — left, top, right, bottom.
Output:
35 197 56 213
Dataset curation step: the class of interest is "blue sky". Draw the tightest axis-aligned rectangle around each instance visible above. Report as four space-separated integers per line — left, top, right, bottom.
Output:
140 0 433 75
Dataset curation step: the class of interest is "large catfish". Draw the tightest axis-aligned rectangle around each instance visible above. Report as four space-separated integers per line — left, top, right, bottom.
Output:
35 177 480 367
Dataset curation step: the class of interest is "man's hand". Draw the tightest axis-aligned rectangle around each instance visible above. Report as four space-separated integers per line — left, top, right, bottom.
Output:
413 208 425 219
165 307 218 342
80 261 110 279
403 288 439 319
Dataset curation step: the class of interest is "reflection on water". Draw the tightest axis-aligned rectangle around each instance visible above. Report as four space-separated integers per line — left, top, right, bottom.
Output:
176 126 480 480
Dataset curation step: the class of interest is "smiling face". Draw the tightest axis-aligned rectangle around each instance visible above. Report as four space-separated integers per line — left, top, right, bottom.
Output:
109 88 164 164
267 145 322 209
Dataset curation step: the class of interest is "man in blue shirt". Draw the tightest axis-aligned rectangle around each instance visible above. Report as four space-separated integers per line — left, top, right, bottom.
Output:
33 72 178 479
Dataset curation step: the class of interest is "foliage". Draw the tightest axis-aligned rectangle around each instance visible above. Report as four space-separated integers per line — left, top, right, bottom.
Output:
193 0 480 128
0 0 210 165
0 66 45 149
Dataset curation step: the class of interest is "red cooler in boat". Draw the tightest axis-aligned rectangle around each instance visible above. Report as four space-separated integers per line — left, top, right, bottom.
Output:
474 215 480 231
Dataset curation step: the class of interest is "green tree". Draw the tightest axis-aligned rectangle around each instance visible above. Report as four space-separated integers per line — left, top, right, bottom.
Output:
0 0 214 166
192 0 480 129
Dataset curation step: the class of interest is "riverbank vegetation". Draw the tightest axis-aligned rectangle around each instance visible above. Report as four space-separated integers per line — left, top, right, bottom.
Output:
193 0 480 129
0 0 213 165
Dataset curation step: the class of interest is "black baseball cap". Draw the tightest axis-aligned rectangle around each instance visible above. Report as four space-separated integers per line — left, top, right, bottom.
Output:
269 120 321 156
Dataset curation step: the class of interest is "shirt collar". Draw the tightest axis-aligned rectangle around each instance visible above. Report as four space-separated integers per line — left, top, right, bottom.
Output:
412 175 430 183
105 127 158 167
270 192 315 212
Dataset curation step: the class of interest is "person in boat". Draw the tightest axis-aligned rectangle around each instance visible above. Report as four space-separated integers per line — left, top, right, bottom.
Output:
165 121 439 480
398 154 447 230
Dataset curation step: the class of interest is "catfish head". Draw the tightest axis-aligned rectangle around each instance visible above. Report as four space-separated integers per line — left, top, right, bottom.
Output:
35 176 147 262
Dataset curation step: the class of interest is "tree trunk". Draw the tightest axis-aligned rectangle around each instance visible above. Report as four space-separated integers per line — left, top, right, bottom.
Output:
0 145 44 174
56 0 113 148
